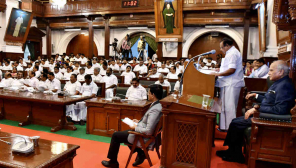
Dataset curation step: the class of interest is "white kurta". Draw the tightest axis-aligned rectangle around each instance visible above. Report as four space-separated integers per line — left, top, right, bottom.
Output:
91 74 103 83
0 78 14 87
54 72 64 80
216 46 245 130
36 80 48 91
166 72 178 79
158 68 169 73
126 85 147 100
102 74 118 98
121 71 136 84
155 80 171 92
27 77 39 88
85 67 94 75
63 72 73 80
149 73 161 78
133 65 148 74
110 64 120 71
77 74 86 82
64 81 81 116
46 78 61 92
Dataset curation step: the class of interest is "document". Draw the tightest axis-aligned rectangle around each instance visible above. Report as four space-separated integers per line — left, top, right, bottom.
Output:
121 117 138 127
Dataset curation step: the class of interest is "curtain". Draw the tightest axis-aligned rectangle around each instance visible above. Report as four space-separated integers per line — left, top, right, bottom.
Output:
26 42 35 60
145 36 157 52
130 35 141 47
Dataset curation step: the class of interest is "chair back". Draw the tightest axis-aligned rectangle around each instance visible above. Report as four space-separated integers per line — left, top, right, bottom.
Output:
153 116 163 137
266 76 274 89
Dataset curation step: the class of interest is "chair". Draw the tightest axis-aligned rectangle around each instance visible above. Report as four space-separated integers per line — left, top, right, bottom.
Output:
124 116 163 168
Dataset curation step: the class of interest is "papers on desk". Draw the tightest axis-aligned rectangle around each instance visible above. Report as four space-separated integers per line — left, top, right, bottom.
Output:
122 117 138 127
71 95 82 98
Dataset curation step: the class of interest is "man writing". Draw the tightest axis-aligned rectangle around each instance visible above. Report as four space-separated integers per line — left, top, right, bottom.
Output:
216 60 295 163
211 38 245 131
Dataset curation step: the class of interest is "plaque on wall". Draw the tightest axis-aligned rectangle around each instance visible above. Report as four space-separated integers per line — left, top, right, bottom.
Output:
154 0 183 42
4 8 33 44
122 0 139 8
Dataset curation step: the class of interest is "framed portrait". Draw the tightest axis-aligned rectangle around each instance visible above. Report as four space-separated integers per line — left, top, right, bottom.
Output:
154 0 183 42
4 8 33 44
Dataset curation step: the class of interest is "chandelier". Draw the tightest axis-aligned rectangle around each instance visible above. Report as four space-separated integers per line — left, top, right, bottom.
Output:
50 0 67 8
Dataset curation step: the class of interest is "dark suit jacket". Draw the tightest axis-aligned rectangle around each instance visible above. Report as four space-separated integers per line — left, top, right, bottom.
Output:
257 76 295 115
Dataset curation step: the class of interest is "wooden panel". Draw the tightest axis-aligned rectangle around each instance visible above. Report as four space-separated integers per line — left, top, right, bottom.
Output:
21 0 44 17
0 52 24 62
0 0 6 12
188 32 240 61
183 0 252 10
66 34 98 58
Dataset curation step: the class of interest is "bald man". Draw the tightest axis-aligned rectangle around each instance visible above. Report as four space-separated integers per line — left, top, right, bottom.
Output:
216 60 295 163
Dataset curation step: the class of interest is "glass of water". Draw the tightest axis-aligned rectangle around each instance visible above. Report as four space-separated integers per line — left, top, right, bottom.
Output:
202 94 211 107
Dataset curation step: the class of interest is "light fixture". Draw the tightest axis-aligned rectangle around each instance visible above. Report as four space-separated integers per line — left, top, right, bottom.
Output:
50 0 67 8
64 28 81 32
127 27 148 30
205 25 229 28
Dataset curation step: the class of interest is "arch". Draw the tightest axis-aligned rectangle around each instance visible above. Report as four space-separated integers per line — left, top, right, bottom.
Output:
182 28 244 58
117 29 156 48
56 31 101 55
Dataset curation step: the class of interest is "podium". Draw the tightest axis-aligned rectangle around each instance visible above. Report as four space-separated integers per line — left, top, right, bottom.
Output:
160 62 221 168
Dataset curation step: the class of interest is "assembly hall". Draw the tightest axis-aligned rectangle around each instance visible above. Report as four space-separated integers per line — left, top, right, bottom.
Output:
0 0 295 168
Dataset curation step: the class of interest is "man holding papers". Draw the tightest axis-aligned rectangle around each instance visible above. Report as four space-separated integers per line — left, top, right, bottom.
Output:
125 78 147 100
102 84 163 168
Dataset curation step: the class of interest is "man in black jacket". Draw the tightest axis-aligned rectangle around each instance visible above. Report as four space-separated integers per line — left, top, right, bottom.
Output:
216 60 295 163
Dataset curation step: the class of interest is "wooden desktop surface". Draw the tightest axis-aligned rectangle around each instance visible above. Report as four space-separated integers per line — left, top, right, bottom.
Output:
0 91 92 132
86 98 152 137
0 131 79 168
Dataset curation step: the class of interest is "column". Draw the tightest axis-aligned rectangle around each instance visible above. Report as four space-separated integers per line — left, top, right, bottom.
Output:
177 42 182 61
104 17 110 59
46 25 51 59
157 42 162 61
243 11 250 61
264 0 278 57
89 21 94 58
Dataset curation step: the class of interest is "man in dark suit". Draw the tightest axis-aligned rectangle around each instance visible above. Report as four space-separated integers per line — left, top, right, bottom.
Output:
101 84 163 168
216 60 295 163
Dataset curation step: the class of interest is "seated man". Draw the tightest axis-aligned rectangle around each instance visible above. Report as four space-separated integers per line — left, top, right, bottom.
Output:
0 72 14 87
102 68 118 98
54 67 64 80
133 61 147 75
249 58 269 78
166 66 178 79
77 67 86 82
36 74 49 91
46 72 61 93
155 74 171 92
25 71 39 88
102 84 163 168
92 67 103 83
121 65 135 84
85 61 94 75
216 60 295 163
147 67 160 78
33 65 41 78
12 72 25 87
125 78 147 100
64 66 74 80
100 62 108 76
158 63 169 73
174 73 182 94
64 74 81 118
110 60 120 71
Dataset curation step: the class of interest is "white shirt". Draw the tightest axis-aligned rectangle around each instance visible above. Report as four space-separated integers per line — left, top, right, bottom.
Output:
2 65 12 70
249 64 269 78
80 82 98 96
156 61 162 67
36 80 48 91
133 64 148 74
16 65 23 71
85 67 94 75
80 57 88 64
174 81 180 91
166 72 178 79
155 80 171 92
60 68 67 74
120 64 130 71
92 74 103 83
46 78 61 92
54 72 64 80
20 61 27 67
93 63 101 69
176 66 184 73
165 64 172 69
11 78 25 87
110 64 120 71
217 46 245 88
126 85 147 100
102 74 118 88
149 72 161 78
64 81 81 95
63 72 73 80
77 73 86 82
100 68 107 76
35 71 41 78
0 78 14 87
27 77 39 88
121 71 136 84
73 67 80 75
152 54 157 61
158 68 169 73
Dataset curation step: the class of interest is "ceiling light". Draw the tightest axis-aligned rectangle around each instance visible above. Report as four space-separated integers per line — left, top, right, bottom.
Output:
64 28 81 32
127 27 148 30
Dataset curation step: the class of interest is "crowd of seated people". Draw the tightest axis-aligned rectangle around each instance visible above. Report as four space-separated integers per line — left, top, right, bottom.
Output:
242 57 270 78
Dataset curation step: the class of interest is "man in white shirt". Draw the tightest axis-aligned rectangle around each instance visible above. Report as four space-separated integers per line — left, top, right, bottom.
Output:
147 67 160 78
77 67 86 81
125 78 147 100
248 58 269 78
48 59 55 72
25 71 39 88
14 62 23 71
0 73 14 87
33 66 41 78
158 64 170 73
175 62 184 74
64 66 74 80
166 66 178 79
133 61 147 74
2 61 12 70
205 57 216 66
65 74 82 119
36 74 49 91
85 61 94 75
46 72 61 93
211 38 245 131
19 58 27 67
165 60 172 69
54 67 64 80
121 65 136 84
120 59 130 71
100 62 108 76
92 58 101 69
152 50 158 62
155 58 162 67
155 74 171 92
80 54 88 65
92 68 103 83
110 60 120 71
102 68 118 98
11 72 25 87
73 62 80 74
174 73 182 94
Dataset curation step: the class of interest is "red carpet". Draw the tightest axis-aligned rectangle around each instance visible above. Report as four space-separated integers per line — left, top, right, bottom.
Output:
0 124 247 168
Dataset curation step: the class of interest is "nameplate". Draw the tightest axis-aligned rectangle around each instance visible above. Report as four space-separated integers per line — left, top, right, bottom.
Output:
159 38 178 42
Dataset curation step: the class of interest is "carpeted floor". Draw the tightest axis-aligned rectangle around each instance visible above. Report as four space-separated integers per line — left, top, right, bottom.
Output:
0 120 247 168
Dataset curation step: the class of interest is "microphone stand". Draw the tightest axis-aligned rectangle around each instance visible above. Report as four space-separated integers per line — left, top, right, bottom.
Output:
179 52 213 96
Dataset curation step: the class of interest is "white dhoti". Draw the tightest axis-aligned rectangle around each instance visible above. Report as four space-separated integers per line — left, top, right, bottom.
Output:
105 88 114 98
220 86 242 130
69 102 87 121
66 104 74 116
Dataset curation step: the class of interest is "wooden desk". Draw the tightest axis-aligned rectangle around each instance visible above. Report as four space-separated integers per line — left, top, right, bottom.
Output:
160 94 221 168
85 98 151 137
0 91 92 132
0 131 79 168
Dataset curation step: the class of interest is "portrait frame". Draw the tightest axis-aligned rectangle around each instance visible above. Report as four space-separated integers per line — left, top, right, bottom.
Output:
154 0 183 42
4 8 33 44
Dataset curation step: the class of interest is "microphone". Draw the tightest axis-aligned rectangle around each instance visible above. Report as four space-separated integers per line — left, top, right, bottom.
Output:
179 50 216 95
